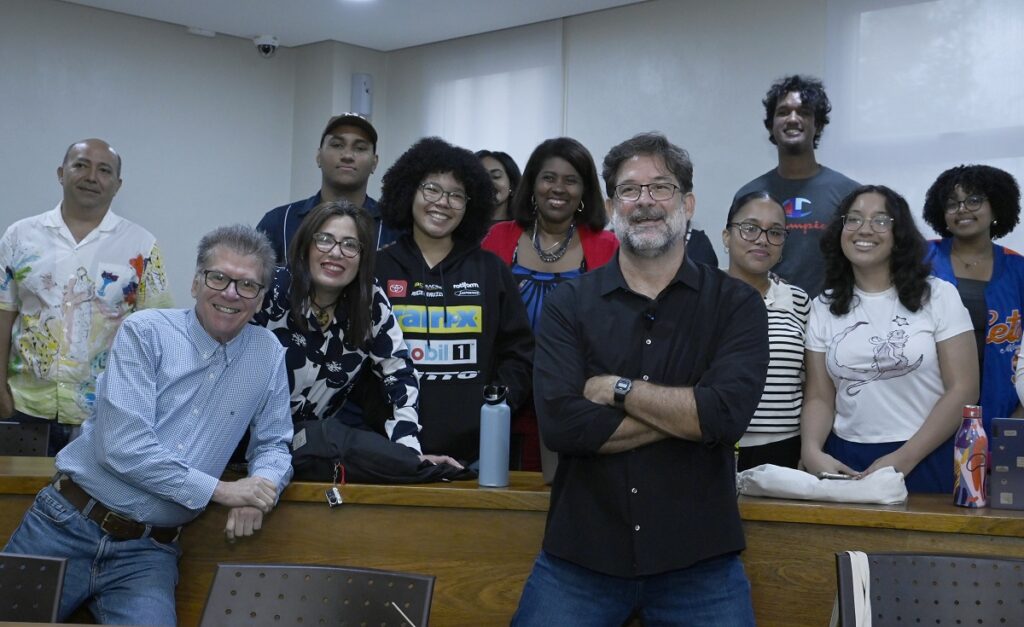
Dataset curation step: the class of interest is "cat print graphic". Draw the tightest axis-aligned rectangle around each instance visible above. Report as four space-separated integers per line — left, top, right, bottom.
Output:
827 321 923 396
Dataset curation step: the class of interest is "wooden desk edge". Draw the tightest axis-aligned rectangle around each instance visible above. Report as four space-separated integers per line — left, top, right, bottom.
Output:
3 457 1023 536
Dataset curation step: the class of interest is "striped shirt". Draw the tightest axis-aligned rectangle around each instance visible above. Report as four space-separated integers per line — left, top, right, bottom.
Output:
56 308 293 527
739 276 810 445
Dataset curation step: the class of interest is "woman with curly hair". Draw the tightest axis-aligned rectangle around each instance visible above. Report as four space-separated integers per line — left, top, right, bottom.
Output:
480 137 617 471
800 185 978 492
923 165 1023 427
374 137 534 465
475 149 522 224
253 200 460 468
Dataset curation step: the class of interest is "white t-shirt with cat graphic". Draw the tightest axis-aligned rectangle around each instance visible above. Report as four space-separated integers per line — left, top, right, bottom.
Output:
806 277 972 443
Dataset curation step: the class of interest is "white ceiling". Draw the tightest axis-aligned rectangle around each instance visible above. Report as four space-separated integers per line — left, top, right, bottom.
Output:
61 0 648 51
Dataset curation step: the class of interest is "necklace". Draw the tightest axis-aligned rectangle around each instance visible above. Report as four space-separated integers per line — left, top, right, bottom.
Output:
310 296 338 329
532 220 576 263
951 250 990 269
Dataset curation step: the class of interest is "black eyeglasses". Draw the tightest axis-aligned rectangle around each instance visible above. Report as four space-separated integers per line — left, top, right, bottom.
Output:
944 195 986 214
312 232 362 258
201 270 264 299
419 182 469 210
728 222 787 246
842 214 894 233
613 183 680 202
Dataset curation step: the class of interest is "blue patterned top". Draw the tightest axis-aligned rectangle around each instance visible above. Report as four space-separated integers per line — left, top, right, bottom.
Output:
511 260 584 329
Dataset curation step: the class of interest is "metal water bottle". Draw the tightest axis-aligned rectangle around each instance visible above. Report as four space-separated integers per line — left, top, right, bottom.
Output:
954 404 988 508
478 385 510 488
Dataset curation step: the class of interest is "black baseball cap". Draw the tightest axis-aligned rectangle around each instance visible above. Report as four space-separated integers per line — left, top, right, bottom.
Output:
320 113 378 150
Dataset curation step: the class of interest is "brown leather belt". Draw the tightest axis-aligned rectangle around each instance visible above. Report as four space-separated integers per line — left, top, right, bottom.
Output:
54 475 181 544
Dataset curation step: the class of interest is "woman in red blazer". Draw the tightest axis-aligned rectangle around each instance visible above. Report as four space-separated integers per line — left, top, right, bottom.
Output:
482 137 618 472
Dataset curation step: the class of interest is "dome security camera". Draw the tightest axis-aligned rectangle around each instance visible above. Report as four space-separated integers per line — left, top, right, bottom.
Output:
254 35 279 58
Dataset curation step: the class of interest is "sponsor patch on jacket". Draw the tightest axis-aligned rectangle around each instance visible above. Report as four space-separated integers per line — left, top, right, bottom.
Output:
392 304 482 334
387 280 407 298
406 339 477 365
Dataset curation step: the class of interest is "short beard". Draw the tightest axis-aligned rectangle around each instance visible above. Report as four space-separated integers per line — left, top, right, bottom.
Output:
611 206 687 259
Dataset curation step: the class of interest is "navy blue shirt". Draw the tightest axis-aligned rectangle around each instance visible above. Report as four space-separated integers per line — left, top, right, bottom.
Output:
257 191 398 264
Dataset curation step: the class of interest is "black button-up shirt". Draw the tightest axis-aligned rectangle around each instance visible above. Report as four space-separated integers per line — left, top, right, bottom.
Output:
535 253 769 577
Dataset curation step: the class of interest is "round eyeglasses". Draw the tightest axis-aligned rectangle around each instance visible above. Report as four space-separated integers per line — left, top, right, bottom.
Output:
944 195 986 214
419 182 469 210
613 183 680 202
201 270 264 299
842 214 893 233
728 222 787 246
312 232 362 258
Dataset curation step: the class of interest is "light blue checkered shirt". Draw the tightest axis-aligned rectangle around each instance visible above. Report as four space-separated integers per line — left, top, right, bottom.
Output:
56 308 293 527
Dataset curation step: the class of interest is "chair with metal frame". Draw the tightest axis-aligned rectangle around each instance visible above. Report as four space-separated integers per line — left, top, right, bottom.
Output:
0 553 67 622
0 420 50 456
200 563 435 626
834 551 1024 626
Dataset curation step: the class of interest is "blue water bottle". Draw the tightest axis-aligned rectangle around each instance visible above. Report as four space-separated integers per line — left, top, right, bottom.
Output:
479 385 510 487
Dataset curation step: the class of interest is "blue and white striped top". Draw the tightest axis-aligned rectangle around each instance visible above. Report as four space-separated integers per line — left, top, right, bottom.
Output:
56 308 293 527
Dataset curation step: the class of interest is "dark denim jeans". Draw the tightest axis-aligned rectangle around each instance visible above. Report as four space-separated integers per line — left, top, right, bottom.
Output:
512 550 756 627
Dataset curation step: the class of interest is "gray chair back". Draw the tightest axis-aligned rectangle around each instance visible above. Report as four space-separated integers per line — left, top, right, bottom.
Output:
0 553 67 622
0 421 50 456
200 563 435 626
835 552 1024 626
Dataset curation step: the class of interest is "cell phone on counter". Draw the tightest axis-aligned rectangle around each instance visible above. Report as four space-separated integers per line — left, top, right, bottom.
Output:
817 471 854 480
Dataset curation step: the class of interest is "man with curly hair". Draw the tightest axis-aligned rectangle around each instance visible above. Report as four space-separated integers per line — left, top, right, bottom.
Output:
734 75 859 297
0 139 172 455
257 114 398 264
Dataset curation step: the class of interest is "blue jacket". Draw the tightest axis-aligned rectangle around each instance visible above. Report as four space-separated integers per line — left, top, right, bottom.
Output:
257 191 398 264
928 239 1024 428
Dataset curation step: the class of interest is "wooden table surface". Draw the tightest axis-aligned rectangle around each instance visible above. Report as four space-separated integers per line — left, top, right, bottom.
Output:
2 456 1023 626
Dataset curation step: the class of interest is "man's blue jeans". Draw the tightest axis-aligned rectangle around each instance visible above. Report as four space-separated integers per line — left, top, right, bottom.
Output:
2 485 181 626
512 550 756 627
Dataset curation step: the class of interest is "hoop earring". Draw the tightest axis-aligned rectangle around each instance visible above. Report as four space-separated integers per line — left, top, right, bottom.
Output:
531 195 538 214
577 200 585 214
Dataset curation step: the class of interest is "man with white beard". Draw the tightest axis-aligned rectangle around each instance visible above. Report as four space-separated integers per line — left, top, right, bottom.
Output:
512 132 769 626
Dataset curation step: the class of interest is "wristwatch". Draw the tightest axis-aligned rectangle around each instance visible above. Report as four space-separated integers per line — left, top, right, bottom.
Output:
613 377 633 408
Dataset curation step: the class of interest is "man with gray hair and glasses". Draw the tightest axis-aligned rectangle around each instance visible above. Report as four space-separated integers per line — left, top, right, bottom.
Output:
513 132 768 626
3 225 293 626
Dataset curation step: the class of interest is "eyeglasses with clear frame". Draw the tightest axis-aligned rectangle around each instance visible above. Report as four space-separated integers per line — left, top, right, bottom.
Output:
728 222 788 246
944 195 986 214
201 270 264 299
419 182 469 210
312 232 362 258
842 214 894 233
613 183 680 202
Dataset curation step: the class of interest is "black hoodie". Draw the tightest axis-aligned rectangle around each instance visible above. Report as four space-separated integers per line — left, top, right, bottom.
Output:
373 234 534 462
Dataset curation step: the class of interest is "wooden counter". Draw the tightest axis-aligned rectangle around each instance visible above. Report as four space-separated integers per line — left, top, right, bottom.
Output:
2 457 1023 626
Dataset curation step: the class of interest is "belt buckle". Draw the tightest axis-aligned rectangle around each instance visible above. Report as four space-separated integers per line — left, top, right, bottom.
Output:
100 510 137 539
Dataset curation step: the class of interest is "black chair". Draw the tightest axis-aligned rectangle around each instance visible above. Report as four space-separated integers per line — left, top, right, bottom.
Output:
0 553 67 622
0 421 50 456
200 563 435 626
835 551 1024 626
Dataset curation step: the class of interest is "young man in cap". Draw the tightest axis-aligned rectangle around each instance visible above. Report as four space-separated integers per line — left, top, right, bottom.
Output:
258 114 397 263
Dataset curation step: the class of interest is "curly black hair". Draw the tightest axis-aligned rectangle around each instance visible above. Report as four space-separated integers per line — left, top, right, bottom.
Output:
287 200 376 345
922 164 1021 240
820 185 931 316
474 149 522 196
762 75 832 149
509 137 607 231
379 137 495 245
